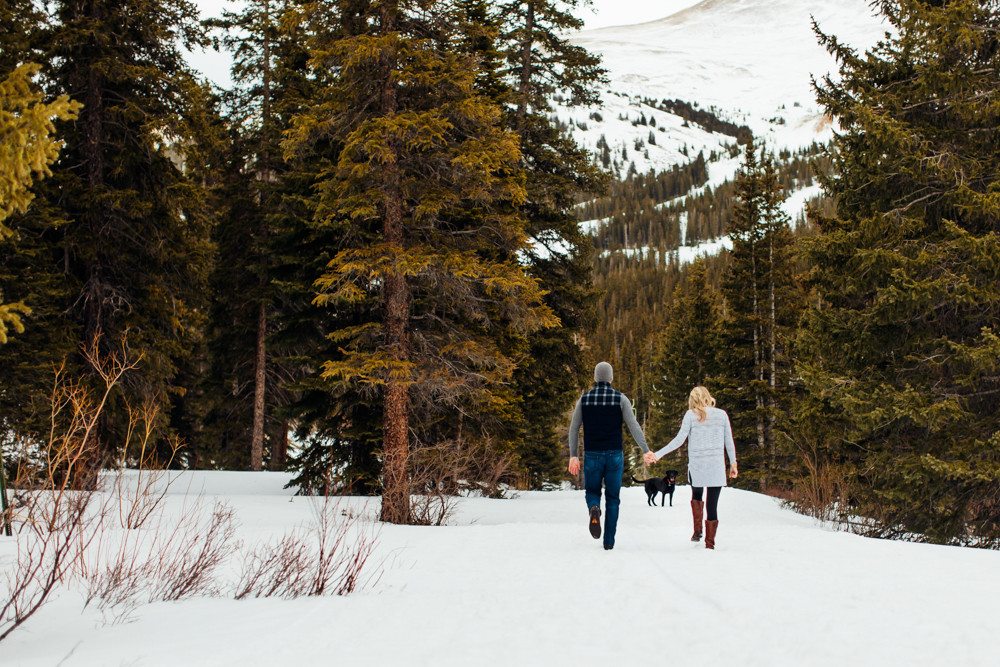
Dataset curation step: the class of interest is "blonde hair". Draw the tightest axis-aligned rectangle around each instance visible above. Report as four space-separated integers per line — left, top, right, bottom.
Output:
688 386 716 422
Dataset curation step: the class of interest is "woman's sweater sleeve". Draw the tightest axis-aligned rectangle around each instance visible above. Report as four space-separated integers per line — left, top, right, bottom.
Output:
654 411 691 459
724 411 736 464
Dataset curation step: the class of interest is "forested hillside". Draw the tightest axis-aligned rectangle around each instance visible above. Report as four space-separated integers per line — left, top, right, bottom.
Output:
581 144 833 460
2 0 999 547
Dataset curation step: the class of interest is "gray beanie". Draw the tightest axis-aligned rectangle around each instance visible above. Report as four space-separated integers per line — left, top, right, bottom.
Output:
594 362 614 383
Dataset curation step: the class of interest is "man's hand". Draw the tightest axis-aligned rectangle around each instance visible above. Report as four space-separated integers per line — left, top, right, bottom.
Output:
730 461 739 479
568 457 581 476
643 451 658 466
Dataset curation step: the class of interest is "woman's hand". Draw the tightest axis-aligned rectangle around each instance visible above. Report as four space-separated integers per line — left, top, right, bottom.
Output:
643 451 658 466
729 461 739 479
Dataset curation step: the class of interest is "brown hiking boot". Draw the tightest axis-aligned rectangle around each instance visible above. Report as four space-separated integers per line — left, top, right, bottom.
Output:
690 500 704 542
589 505 602 540
705 519 718 550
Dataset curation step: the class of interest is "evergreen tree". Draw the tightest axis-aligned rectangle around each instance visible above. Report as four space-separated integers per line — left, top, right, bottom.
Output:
266 3 385 496
0 64 79 343
0 14 83 430
496 0 605 117
717 143 800 490
198 0 307 470
647 260 721 481
3 0 218 457
798 0 1000 544
491 0 606 486
284 0 557 523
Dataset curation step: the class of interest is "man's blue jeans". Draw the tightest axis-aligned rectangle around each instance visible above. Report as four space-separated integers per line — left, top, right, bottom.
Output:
584 449 623 547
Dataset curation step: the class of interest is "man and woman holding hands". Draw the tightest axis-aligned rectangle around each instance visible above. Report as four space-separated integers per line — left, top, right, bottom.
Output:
567 362 738 550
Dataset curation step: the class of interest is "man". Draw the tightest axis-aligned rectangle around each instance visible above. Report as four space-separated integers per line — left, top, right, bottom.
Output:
568 361 658 550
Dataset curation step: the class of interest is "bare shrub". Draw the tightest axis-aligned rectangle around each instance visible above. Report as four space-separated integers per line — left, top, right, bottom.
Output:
0 343 127 642
150 500 240 601
111 401 182 530
409 439 516 526
235 497 381 599
0 492 96 641
234 533 312 600
82 497 240 624
2 335 380 638
782 434 851 526
308 497 380 595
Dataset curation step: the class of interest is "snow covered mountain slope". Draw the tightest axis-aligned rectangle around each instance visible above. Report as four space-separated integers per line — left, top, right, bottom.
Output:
562 0 889 246
566 0 888 156
6 472 1000 666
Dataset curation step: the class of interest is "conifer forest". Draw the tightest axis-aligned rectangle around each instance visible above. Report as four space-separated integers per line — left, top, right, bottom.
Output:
2 0 1000 549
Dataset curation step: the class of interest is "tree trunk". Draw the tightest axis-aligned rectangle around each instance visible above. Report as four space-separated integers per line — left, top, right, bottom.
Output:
250 300 266 471
752 238 765 473
379 2 411 525
0 440 11 536
517 1 534 119
767 233 777 489
270 419 288 469
250 0 274 472
83 33 105 367
81 5 108 457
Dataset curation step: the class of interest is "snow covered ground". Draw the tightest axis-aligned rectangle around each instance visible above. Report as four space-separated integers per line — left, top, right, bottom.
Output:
5 471 1000 666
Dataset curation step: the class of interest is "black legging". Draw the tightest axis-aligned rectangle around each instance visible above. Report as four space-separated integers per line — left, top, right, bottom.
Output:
691 486 721 521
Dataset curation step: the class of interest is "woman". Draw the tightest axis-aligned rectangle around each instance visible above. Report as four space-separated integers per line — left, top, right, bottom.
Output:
646 386 737 549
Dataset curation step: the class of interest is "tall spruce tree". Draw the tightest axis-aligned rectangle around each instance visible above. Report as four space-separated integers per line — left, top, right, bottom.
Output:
267 2 384 496
798 0 1000 544
717 143 800 490
284 0 557 523
493 0 606 486
0 6 84 429
199 0 307 470
0 64 79 343
4 0 218 456
647 260 721 480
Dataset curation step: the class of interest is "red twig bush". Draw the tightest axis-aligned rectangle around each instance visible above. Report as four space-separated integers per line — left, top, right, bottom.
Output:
1 338 383 640
235 497 382 600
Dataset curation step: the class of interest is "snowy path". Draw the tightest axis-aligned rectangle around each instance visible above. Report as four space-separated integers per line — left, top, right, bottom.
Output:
5 475 1000 666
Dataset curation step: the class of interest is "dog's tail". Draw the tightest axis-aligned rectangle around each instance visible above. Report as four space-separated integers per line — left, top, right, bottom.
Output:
630 475 645 485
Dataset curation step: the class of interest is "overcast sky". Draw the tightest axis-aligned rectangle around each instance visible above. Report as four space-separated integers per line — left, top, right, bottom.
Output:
188 0 701 88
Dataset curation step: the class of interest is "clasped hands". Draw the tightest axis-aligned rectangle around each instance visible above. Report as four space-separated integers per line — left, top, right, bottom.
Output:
569 451 739 475
568 451 657 475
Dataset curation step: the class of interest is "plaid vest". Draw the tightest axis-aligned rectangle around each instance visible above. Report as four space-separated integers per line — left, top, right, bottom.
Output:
580 382 623 451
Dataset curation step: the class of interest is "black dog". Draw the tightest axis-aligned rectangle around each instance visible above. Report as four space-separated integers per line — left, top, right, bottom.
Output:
631 470 678 506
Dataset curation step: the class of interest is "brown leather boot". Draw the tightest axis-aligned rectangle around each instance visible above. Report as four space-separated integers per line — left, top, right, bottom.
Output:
690 500 704 542
705 519 718 550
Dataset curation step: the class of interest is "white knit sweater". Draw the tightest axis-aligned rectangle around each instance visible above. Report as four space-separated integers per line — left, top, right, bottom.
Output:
653 407 737 487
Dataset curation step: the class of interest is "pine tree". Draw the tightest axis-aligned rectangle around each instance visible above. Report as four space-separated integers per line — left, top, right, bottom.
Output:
198 0 307 470
648 260 721 480
490 0 606 486
0 64 79 343
798 0 1000 543
284 0 558 523
717 143 800 490
4 0 218 456
0 10 84 428
496 0 605 117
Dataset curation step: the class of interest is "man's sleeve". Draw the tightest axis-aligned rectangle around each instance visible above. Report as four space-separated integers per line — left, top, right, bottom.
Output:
620 395 649 453
568 398 583 458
